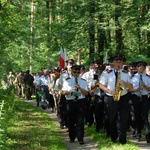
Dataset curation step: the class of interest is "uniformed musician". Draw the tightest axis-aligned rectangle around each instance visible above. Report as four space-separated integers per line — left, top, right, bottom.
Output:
129 61 150 143
62 65 88 145
82 64 96 127
127 63 136 137
99 55 133 144
90 65 105 132
58 59 74 129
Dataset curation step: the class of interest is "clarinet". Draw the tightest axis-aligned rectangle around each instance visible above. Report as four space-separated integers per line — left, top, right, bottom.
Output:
74 77 78 101
139 74 143 101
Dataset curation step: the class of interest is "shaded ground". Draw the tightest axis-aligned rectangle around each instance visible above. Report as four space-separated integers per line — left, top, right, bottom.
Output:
25 99 150 150
25 99 98 150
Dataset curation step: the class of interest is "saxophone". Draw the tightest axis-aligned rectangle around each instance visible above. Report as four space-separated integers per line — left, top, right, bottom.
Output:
113 71 124 101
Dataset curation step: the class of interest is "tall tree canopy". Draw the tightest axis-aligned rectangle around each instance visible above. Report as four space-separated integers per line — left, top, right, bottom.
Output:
0 0 149 77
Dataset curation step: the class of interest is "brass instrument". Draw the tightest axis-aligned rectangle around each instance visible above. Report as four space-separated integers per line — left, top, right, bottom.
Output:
113 71 124 101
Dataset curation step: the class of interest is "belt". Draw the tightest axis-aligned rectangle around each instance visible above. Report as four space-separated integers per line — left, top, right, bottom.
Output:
41 85 48 87
67 98 85 102
132 94 149 97
105 93 127 97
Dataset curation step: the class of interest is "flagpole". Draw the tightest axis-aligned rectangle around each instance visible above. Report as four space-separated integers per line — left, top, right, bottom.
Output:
103 51 109 64
77 48 81 65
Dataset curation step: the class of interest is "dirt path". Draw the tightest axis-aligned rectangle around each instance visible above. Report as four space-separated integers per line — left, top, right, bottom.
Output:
25 99 98 150
127 133 150 150
25 99 150 150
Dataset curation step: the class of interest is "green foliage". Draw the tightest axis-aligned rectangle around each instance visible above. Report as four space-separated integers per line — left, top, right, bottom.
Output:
5 97 66 150
0 0 150 76
0 87 15 149
0 85 66 150
85 125 139 150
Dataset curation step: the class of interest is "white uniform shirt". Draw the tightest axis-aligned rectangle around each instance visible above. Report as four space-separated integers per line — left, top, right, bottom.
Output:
62 77 88 100
58 71 73 87
131 72 150 96
53 78 60 92
100 69 132 96
82 69 95 89
90 75 102 96
33 75 41 87
39 75 50 86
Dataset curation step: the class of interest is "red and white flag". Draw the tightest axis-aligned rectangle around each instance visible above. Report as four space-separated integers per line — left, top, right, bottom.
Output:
64 48 68 67
59 47 65 69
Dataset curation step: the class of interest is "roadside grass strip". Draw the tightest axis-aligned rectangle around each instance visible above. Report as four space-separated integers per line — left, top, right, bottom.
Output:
85 125 139 150
5 98 66 150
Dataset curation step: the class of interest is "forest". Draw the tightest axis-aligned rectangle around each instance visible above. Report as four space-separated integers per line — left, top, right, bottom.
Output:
0 0 150 77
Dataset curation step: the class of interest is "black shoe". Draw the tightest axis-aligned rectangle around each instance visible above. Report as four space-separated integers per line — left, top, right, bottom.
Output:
60 125 65 129
70 139 74 143
136 134 141 141
112 139 117 143
147 139 150 143
146 133 150 143
119 141 126 144
79 140 84 145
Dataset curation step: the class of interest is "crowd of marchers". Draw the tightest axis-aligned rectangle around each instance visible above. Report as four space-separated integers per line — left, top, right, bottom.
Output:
6 55 150 145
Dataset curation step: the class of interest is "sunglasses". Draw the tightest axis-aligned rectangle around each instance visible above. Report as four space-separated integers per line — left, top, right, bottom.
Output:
114 59 122 62
68 62 74 65
73 71 80 74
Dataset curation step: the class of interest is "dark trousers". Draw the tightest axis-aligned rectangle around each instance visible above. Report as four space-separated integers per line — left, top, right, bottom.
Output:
94 95 104 131
41 86 49 102
127 98 136 132
58 95 68 127
25 85 33 99
85 94 94 127
67 99 85 141
131 94 150 136
104 94 129 144
35 88 41 106
49 94 55 109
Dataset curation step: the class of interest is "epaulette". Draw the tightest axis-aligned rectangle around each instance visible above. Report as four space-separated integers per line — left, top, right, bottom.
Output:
130 74 134 78
122 70 128 74
81 78 86 81
66 77 71 80
103 69 107 73
106 69 113 74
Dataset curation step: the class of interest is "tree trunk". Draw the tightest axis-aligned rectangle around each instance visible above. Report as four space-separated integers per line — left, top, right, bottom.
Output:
97 15 106 64
46 0 54 69
88 2 95 64
115 0 124 53
29 0 34 73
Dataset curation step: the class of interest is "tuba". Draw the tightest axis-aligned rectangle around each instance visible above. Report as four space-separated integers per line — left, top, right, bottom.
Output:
113 71 124 101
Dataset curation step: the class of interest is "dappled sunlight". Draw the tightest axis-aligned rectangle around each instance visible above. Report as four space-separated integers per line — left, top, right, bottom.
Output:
6 98 66 150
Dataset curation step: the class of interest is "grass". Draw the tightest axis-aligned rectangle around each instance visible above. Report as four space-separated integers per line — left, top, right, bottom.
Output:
5 97 66 150
85 125 139 150
0 86 142 150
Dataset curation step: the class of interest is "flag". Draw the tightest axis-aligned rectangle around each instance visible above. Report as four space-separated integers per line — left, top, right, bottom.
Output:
59 47 65 69
64 48 68 67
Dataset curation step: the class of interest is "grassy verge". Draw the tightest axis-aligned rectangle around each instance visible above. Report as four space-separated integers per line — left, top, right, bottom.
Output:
85 125 139 150
0 86 141 150
5 98 66 150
